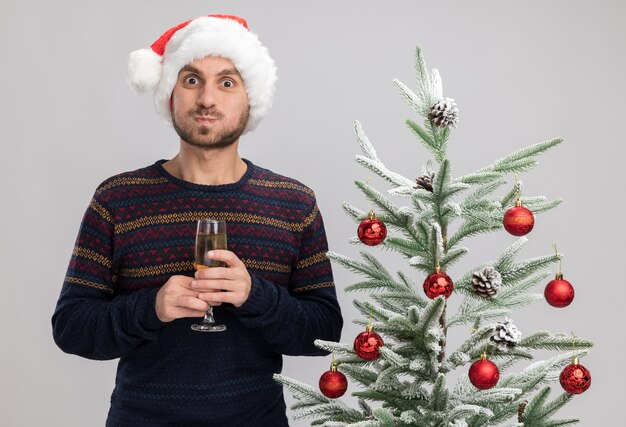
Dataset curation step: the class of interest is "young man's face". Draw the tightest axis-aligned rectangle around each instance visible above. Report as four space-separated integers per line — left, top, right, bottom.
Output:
171 55 250 150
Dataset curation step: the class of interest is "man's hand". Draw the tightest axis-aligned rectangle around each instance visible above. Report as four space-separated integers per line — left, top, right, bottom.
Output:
155 275 210 322
193 250 252 307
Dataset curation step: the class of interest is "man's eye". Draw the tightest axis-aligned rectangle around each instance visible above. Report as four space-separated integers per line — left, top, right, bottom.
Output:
185 76 199 85
222 80 234 88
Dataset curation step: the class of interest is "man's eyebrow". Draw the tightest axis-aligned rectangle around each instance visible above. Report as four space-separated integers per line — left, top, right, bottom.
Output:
178 65 242 79
217 68 242 78
180 64 201 74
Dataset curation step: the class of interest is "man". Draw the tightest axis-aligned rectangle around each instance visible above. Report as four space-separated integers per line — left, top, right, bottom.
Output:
52 14 343 426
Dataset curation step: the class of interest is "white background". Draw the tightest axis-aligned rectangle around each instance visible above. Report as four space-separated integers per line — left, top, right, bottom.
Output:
1 1 624 425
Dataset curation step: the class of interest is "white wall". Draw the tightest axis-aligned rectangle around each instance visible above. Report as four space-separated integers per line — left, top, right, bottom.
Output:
1 1 624 425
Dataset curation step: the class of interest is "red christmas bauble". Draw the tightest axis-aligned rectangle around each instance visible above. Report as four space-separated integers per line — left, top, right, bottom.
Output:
560 360 591 394
353 329 384 360
469 357 500 390
544 276 574 308
423 271 454 299
503 205 535 236
357 215 387 246
319 366 348 398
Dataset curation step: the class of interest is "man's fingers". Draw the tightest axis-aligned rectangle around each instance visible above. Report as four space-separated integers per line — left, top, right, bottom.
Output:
177 295 209 312
204 249 243 268
172 307 207 319
194 267 233 280
199 291 238 306
191 278 233 292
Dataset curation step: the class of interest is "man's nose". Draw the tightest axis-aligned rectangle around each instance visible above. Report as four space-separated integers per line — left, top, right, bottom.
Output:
197 85 217 109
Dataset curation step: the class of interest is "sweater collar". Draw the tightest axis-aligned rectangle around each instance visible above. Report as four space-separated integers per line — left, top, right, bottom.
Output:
154 158 254 192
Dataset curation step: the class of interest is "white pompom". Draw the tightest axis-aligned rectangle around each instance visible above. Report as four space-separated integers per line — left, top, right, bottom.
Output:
127 48 162 94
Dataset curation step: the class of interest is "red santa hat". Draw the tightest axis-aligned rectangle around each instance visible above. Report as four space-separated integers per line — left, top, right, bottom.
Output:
127 14 277 133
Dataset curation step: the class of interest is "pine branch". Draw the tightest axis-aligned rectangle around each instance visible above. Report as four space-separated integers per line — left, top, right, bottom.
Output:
455 386 522 406
384 236 426 260
500 351 589 393
293 402 363 422
450 271 548 328
430 373 449 411
455 170 504 185
519 332 593 352
274 374 330 404
494 237 528 272
314 340 354 356
342 203 367 224
354 155 416 189
483 138 563 175
327 251 392 281
447 222 501 249
372 408 396 427
444 326 493 370
463 180 507 206
433 159 451 209
500 254 560 285
354 120 382 163
373 291 426 311
413 46 431 103
352 388 414 412
387 185 421 198
521 387 579 426
415 297 446 360
440 247 470 270
345 279 404 293
501 182 523 209
523 197 563 214
394 79 426 116
353 300 396 324
354 180 410 224
340 364 379 387
413 188 436 205
445 405 494 424
522 386 551 420
539 419 580 427
406 119 438 157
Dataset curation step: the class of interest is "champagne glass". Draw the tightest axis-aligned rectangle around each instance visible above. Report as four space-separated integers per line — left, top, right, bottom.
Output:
191 219 227 332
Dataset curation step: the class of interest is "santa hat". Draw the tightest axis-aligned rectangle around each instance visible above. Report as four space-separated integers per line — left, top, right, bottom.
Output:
127 14 277 133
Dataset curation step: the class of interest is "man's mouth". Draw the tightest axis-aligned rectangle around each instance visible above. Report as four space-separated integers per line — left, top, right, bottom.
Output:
195 116 218 124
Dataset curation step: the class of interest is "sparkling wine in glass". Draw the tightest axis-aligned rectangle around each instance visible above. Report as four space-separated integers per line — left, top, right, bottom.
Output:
191 219 227 332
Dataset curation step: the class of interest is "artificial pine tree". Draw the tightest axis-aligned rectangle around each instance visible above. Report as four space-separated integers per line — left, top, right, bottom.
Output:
275 46 593 426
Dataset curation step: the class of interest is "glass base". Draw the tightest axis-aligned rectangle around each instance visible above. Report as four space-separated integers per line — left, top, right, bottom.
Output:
191 322 227 332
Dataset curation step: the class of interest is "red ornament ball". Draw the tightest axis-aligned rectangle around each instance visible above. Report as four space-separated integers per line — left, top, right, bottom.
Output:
560 361 591 394
423 271 454 299
357 216 387 246
319 367 348 398
469 357 500 390
503 205 535 236
544 276 575 308
353 330 384 360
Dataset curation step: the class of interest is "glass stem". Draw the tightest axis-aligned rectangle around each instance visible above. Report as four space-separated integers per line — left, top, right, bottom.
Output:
203 306 216 324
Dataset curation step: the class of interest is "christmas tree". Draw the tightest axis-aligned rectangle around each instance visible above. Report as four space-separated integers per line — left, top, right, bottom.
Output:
275 46 593 426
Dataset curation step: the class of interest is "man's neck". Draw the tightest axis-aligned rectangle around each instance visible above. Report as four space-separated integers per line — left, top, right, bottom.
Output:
163 143 248 186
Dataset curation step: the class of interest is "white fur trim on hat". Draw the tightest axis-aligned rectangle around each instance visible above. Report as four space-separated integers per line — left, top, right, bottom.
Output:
127 15 277 134
127 48 162 95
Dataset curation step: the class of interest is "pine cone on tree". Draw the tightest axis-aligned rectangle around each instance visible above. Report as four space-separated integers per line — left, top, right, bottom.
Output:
490 317 522 352
428 97 459 128
415 171 435 192
471 266 502 298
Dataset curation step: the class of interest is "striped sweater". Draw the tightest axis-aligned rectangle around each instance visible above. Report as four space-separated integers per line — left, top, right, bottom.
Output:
52 159 343 426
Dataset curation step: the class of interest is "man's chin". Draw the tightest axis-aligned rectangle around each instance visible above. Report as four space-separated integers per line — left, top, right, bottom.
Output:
183 135 238 151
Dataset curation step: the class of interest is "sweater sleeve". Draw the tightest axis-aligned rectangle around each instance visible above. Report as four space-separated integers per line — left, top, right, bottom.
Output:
233 202 343 356
51 195 165 360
